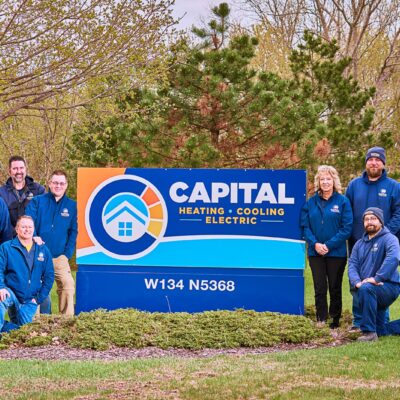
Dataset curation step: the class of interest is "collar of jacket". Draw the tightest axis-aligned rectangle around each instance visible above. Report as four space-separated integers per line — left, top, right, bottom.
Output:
316 190 339 202
361 225 390 242
362 169 387 183
45 191 67 203
10 236 36 252
5 175 36 191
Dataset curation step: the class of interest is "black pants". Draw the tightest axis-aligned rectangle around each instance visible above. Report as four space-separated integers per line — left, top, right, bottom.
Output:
309 256 347 323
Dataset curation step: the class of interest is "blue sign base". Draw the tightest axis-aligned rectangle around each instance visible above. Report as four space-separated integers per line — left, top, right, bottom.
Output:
76 266 304 315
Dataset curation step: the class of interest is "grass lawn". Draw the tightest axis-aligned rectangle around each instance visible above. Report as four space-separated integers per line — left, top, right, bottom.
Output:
1 266 400 399
1 337 400 399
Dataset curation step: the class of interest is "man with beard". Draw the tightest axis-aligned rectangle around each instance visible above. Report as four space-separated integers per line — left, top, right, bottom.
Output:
346 147 400 329
0 156 45 230
348 208 400 341
346 147 400 250
0 156 48 312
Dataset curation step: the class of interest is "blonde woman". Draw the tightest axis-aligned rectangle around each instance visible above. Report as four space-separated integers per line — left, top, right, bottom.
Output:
301 166 353 328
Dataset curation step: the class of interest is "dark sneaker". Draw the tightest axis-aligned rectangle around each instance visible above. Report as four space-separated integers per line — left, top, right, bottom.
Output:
357 332 378 342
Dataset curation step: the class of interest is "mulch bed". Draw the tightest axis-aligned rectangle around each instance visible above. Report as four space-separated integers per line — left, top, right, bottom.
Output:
0 331 351 361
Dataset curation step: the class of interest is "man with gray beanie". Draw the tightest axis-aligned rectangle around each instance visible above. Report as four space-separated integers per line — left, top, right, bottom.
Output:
346 146 400 328
346 147 400 250
348 207 400 341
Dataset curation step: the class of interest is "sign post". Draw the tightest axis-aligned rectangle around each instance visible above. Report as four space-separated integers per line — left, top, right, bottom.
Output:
76 168 306 314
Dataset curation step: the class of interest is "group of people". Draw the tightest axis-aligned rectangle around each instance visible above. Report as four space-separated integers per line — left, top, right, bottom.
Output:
301 146 400 341
1 148 400 340
0 156 77 333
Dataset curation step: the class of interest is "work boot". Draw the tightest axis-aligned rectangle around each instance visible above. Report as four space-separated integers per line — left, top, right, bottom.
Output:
357 332 378 342
329 320 340 329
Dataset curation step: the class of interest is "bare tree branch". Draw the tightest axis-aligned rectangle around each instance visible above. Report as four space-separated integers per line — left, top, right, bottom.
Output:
0 0 176 121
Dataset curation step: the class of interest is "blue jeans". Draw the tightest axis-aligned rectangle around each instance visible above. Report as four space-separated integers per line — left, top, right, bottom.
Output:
379 319 400 336
0 288 38 332
351 289 390 327
40 296 52 314
353 282 400 333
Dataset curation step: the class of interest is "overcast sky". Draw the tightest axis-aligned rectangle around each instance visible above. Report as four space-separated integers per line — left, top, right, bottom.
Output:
172 0 243 31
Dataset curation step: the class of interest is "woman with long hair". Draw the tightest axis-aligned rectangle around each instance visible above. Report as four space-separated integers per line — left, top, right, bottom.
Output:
301 165 353 328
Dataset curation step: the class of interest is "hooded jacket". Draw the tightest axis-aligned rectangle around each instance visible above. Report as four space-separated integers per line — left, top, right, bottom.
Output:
301 191 353 257
348 226 400 288
345 170 400 242
0 176 45 228
0 237 54 304
25 192 77 259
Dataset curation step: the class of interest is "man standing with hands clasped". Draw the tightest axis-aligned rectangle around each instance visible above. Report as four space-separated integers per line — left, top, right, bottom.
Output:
348 207 400 341
26 170 77 316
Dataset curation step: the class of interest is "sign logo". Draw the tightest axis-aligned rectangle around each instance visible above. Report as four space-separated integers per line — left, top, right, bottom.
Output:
102 193 150 242
86 175 167 259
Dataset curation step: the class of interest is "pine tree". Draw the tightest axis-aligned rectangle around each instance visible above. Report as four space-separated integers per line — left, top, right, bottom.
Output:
70 3 391 179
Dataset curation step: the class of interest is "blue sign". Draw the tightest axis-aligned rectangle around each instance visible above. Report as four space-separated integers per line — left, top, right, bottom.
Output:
76 168 307 314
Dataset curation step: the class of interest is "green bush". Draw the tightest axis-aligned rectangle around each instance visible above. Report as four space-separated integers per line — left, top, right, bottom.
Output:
0 308 332 350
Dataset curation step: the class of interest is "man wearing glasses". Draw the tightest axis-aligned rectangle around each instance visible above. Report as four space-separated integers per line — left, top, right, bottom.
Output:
26 170 77 316
348 207 400 341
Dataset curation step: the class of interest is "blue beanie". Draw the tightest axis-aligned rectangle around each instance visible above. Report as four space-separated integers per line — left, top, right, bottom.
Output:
363 207 384 226
365 146 386 165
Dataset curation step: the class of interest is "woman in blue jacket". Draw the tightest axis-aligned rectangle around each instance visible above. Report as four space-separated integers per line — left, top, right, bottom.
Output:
301 165 353 328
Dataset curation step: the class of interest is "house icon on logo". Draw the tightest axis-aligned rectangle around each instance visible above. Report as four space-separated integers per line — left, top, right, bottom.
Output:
102 195 149 242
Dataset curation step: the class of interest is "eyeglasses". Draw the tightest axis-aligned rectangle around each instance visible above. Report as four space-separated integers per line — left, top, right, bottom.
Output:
51 181 66 187
364 216 378 222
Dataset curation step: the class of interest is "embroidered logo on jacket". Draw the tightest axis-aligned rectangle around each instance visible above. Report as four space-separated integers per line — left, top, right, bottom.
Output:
61 208 70 217
372 243 379 252
330 205 340 213
378 189 387 197
37 252 44 261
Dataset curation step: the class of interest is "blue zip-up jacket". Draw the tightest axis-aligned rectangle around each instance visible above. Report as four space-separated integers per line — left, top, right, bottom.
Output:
346 170 400 243
0 238 54 304
348 226 400 288
301 191 353 257
25 192 77 259
0 176 45 228
0 197 12 244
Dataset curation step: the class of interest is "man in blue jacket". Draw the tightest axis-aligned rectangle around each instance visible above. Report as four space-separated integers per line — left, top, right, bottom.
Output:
348 207 400 341
0 197 12 245
346 146 400 328
0 156 45 230
0 156 49 313
346 147 400 250
26 170 77 316
0 216 54 333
